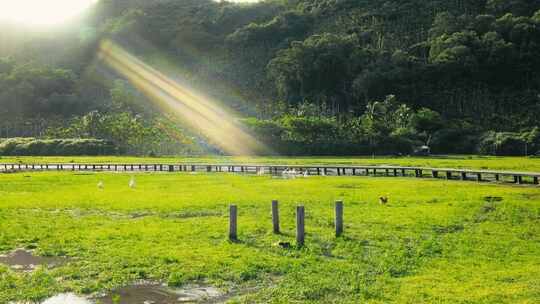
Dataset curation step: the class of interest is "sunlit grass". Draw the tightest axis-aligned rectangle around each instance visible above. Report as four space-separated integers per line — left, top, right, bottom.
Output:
0 171 539 303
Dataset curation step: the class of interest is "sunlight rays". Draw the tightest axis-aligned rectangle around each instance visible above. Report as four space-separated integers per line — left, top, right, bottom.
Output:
0 0 96 26
97 40 269 156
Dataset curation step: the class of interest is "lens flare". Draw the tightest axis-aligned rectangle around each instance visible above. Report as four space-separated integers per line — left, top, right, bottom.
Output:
98 40 269 156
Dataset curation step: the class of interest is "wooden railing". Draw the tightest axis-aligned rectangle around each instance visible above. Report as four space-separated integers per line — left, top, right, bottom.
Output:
1 163 539 185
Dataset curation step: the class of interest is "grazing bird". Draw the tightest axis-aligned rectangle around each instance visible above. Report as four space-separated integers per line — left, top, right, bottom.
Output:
97 181 104 190
129 176 136 189
379 196 389 205
282 169 293 179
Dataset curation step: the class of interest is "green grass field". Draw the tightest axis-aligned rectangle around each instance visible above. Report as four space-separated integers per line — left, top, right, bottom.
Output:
1 155 540 172
0 167 539 303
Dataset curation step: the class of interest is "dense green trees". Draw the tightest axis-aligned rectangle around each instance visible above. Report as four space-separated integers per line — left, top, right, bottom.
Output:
0 63 79 118
46 82 202 155
245 95 455 155
268 33 360 111
0 0 539 155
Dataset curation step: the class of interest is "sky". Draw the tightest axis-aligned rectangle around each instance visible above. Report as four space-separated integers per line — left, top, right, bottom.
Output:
0 0 260 26
0 0 97 26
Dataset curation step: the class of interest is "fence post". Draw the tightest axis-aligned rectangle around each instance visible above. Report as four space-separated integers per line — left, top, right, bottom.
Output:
229 205 237 241
272 200 280 234
296 206 305 247
335 201 344 237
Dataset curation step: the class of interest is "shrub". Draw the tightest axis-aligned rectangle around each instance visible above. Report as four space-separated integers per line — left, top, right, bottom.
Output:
477 131 527 156
431 120 480 154
0 138 116 156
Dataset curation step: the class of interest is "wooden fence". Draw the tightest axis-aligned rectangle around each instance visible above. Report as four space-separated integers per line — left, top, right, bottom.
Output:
1 163 539 185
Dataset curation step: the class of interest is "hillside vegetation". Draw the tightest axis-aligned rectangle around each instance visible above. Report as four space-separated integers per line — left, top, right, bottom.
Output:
1 0 539 155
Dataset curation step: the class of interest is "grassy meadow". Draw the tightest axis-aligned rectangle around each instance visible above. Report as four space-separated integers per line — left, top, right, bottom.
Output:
1 155 540 172
0 167 539 303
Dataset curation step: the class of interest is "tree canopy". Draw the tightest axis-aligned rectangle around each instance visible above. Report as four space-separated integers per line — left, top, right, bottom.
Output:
1 0 539 155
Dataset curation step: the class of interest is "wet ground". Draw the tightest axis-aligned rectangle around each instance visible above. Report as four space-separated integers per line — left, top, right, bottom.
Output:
175 285 223 303
0 249 68 272
11 293 92 304
2 249 247 304
99 284 187 303
95 284 223 303
39 293 91 304
12 284 226 304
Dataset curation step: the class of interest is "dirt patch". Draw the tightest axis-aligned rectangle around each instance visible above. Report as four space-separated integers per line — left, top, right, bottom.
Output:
0 249 68 272
162 211 223 219
1 170 18 174
483 196 503 202
432 224 465 234
336 184 362 189
130 211 154 219
519 193 540 200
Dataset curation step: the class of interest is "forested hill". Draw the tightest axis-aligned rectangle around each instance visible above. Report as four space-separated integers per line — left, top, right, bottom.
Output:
1 0 540 156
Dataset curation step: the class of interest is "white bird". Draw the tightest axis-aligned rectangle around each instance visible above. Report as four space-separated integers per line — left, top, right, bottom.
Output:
97 181 104 190
303 171 309 178
129 176 136 189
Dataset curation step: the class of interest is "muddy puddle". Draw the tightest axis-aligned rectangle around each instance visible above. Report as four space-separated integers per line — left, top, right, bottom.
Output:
10 277 252 304
0 249 68 272
15 284 227 304
11 293 92 304
95 284 223 304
